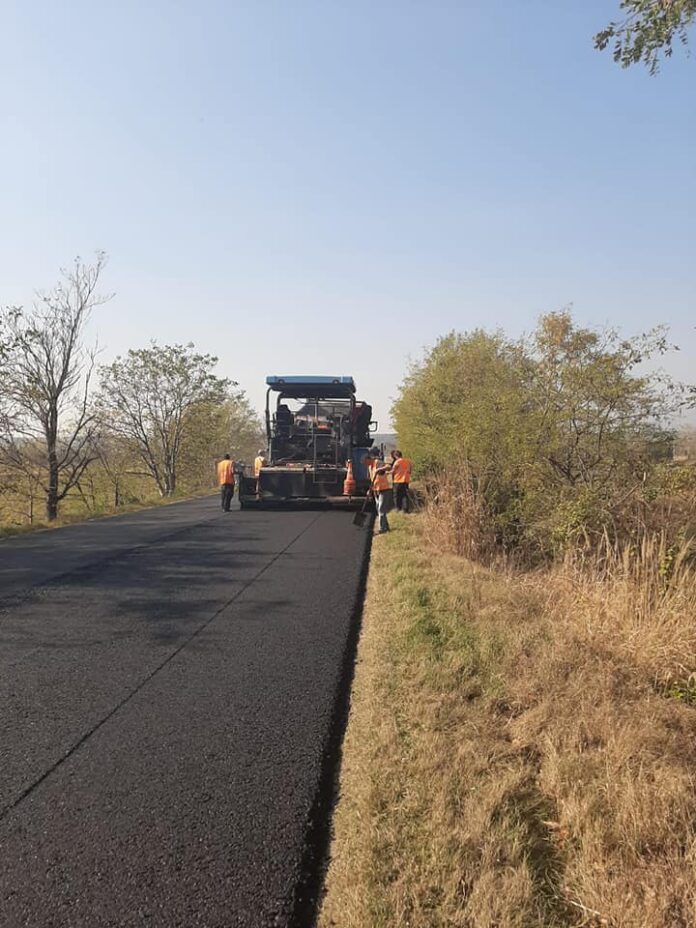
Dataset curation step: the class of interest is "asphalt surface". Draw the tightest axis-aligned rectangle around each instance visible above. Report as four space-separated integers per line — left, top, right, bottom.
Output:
0 497 371 927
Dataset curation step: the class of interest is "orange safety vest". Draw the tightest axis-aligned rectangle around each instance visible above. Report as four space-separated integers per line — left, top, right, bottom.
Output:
254 455 266 477
391 458 412 484
369 462 391 493
217 459 235 485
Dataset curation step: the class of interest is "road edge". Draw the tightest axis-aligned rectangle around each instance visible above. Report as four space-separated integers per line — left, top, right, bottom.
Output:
288 518 374 927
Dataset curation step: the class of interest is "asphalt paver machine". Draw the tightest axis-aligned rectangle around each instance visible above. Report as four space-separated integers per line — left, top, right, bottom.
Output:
239 376 376 508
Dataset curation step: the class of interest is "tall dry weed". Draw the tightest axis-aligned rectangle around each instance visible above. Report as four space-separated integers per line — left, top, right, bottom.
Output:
434 508 696 924
421 462 499 564
504 534 696 926
549 533 696 687
423 459 696 569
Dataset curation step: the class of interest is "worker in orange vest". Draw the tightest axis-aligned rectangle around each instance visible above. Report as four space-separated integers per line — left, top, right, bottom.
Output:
390 449 412 512
368 448 392 534
217 453 235 512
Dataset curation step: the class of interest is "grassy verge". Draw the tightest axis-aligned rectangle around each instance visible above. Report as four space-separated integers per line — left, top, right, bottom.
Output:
319 513 696 928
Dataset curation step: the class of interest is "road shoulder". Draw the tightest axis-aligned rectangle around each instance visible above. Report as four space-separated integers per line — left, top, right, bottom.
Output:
319 512 696 927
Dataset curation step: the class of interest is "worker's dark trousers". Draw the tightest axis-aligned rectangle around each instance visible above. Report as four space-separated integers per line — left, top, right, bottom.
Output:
221 483 234 511
394 482 410 512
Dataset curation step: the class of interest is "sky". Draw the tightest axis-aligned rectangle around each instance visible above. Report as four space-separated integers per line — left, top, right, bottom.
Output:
1 0 694 428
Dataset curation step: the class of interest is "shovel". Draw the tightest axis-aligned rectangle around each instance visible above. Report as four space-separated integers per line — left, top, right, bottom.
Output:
353 490 373 528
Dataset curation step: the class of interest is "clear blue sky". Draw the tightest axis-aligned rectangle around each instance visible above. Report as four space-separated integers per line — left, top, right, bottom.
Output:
2 1 694 427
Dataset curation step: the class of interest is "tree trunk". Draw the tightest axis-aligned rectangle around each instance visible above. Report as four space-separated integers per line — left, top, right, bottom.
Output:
46 452 59 521
164 470 176 496
46 412 59 521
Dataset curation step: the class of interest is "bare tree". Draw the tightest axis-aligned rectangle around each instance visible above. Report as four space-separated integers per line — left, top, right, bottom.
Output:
94 432 142 508
98 343 231 497
0 307 22 439
1 254 111 520
674 424 696 462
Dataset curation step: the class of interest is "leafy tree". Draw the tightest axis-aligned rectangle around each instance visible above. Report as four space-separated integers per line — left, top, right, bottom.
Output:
393 330 536 546
393 329 528 474
1 255 110 520
98 343 232 496
521 312 682 548
393 312 685 557
595 0 695 73
178 394 265 491
527 312 676 490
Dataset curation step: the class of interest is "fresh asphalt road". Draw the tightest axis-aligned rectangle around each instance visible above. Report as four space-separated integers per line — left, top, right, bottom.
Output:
0 496 371 927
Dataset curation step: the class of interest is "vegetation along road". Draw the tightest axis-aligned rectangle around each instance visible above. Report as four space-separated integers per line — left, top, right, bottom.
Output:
0 496 370 927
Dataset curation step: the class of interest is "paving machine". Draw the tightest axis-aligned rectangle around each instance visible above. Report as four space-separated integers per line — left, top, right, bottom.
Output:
238 376 377 508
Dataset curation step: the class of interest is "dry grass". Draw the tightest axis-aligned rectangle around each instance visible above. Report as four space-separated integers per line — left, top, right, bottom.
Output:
551 534 696 689
420 465 499 564
320 514 696 928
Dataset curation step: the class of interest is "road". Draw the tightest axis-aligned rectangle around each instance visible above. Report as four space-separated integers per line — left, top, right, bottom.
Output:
0 497 370 927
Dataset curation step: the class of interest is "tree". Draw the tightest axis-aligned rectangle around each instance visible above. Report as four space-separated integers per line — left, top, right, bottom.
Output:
98 343 232 497
675 424 696 461
392 329 529 479
0 317 13 438
393 312 685 557
595 0 695 73
0 308 23 437
393 328 545 548
178 393 265 492
527 312 677 491
1 255 110 521
0 307 18 362
93 432 142 508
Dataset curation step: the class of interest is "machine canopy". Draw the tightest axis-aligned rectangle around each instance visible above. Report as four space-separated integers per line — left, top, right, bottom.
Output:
265 376 356 399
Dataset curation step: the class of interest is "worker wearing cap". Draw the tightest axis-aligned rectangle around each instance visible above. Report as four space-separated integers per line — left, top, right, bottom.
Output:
391 449 412 512
368 448 392 534
217 453 235 512
254 450 267 477
254 449 267 497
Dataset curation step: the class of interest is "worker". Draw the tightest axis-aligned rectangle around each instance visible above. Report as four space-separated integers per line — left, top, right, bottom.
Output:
368 448 392 534
217 453 235 512
254 450 267 477
391 449 412 512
